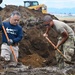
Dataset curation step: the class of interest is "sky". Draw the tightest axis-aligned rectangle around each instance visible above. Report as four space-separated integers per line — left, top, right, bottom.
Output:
0 0 75 13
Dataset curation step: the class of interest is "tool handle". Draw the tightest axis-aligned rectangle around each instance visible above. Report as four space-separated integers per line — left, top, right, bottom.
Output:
2 25 18 62
45 37 67 60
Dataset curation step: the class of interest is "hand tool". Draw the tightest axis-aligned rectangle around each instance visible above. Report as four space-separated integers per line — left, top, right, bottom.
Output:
45 36 75 65
0 16 18 62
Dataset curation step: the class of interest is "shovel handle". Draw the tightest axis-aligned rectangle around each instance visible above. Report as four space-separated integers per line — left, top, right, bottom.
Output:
45 37 67 60
2 25 18 62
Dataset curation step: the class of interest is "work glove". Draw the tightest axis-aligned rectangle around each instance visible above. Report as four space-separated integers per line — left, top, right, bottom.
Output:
7 39 13 45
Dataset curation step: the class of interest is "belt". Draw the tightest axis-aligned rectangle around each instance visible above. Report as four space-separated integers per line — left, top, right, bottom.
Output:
2 42 18 46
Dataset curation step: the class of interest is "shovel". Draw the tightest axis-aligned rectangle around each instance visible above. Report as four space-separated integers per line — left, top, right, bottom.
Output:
45 37 75 65
0 16 18 62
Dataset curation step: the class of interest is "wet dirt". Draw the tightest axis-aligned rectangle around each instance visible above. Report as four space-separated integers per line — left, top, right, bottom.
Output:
0 5 75 75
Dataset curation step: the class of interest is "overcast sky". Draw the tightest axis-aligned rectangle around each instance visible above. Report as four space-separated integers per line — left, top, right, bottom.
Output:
1 0 75 8
1 0 75 12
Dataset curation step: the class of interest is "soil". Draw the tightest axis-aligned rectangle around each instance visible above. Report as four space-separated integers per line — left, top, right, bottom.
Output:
0 5 75 69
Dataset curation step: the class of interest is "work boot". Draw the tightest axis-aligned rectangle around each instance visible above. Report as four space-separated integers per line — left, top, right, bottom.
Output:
3 60 11 68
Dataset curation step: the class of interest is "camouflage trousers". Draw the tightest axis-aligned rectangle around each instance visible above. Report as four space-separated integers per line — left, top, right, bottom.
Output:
55 36 74 68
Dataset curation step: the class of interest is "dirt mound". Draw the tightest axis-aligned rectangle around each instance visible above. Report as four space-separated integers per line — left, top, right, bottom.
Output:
18 27 57 67
0 5 74 68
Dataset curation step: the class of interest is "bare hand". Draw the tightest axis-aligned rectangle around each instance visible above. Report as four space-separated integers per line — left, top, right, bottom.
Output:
43 33 48 37
54 45 59 50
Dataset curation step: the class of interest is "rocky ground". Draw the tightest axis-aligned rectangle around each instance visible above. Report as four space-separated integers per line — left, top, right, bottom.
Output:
0 5 75 75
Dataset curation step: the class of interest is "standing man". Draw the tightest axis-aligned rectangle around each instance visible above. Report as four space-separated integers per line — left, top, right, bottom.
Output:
0 11 23 62
43 15 74 68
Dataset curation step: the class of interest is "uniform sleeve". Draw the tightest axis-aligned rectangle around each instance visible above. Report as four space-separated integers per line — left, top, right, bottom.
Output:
13 27 23 43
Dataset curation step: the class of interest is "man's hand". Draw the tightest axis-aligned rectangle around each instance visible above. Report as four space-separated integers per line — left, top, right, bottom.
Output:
54 45 58 50
54 44 59 50
7 39 13 45
43 33 48 37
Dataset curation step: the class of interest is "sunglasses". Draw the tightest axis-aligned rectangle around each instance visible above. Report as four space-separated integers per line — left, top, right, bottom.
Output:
44 24 50 26
43 21 50 26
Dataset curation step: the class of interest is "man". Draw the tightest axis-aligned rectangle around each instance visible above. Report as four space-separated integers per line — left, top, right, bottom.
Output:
0 11 23 62
43 15 74 68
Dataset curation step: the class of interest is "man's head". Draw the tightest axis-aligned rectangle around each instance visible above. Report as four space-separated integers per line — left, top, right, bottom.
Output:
43 15 52 26
10 11 21 25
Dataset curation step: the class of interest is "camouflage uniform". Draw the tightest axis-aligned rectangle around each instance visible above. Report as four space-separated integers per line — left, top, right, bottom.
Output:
56 36 74 68
50 19 75 68
43 15 74 68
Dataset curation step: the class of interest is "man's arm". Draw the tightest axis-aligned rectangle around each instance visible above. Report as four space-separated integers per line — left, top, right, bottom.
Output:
13 27 23 43
43 21 53 37
56 31 69 48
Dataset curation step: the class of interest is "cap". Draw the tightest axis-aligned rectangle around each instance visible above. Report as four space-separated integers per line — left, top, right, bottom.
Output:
43 15 52 22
